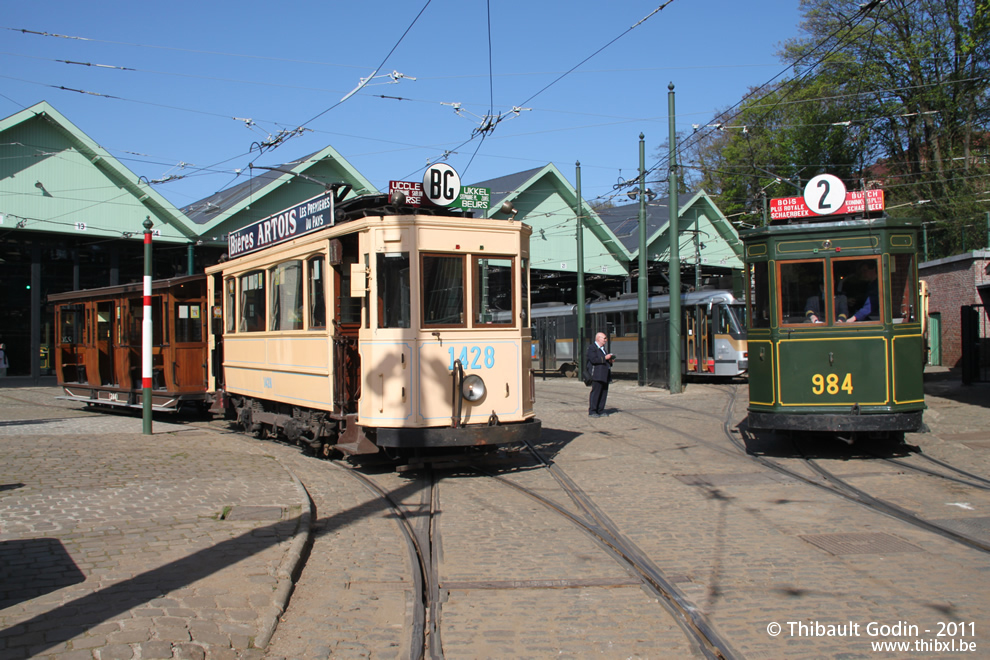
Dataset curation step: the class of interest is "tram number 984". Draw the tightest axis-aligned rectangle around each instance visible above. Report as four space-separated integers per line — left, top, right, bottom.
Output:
449 345 496 370
811 373 853 396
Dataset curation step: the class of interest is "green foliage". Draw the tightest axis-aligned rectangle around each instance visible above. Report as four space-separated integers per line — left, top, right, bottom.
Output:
675 0 989 256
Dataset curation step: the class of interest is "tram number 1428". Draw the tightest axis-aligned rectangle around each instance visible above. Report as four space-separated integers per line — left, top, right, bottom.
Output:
448 345 496 370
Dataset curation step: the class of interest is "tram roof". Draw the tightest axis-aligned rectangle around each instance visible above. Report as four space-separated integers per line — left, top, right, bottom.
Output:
47 273 205 303
739 212 921 238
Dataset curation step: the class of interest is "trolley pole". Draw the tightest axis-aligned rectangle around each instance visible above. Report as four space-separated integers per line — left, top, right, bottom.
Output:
575 161 586 359
142 217 154 435
667 83 682 394
637 135 648 387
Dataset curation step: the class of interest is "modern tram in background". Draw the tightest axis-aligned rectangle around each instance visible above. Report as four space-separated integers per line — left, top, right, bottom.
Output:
741 184 926 436
50 184 541 456
530 289 749 379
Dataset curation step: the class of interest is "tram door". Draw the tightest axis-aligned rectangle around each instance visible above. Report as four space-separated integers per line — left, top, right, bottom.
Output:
96 301 117 386
330 237 362 415
684 308 699 374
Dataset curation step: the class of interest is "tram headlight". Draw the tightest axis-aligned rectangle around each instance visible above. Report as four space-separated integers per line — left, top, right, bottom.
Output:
461 374 486 402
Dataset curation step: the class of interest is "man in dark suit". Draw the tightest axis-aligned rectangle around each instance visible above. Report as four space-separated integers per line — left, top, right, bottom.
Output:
586 332 614 418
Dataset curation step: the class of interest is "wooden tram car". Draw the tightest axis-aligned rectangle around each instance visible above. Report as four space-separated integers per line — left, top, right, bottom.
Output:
49 275 210 411
740 183 925 435
205 189 541 455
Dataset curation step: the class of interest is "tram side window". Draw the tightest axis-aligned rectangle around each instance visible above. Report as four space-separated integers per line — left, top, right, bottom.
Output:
175 303 203 342
309 256 327 329
473 257 513 326
239 270 266 332
834 257 881 323
225 278 237 333
60 305 84 344
377 252 410 328
779 261 825 325
889 254 916 323
127 298 164 345
422 254 465 327
749 262 771 328
270 260 303 331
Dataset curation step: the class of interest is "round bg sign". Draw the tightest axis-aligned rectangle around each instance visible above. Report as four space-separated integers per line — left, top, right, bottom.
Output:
423 163 461 207
804 174 846 216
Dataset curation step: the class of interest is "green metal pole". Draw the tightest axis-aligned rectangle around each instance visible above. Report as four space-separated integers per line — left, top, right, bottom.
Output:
187 243 195 276
637 134 648 387
575 161 586 358
667 83 682 394
142 217 154 435
985 212 989 249
923 223 929 263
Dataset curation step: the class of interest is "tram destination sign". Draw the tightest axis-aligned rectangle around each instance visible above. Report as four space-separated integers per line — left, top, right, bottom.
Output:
770 189 885 221
227 190 335 258
388 180 490 211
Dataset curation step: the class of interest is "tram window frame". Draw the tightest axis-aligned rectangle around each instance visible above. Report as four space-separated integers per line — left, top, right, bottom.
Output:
889 253 917 324
60 304 85 344
778 260 827 326
472 255 515 327
421 253 465 328
269 260 304 332
174 302 203 343
225 278 237 333
239 270 267 333
126 297 165 346
377 251 411 329
748 262 771 328
309 255 327 330
833 256 882 324
521 257 530 328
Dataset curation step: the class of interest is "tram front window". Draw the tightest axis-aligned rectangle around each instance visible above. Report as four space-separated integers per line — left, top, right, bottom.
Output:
378 252 410 328
473 257 514 326
834 257 881 323
779 261 825 325
422 254 464 327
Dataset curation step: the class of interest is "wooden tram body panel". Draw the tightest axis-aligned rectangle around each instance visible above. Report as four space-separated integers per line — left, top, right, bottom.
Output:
742 215 925 432
49 275 209 411
206 204 539 451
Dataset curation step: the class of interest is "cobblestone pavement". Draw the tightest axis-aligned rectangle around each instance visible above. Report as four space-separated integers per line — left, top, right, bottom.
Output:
0 385 309 659
1 370 988 659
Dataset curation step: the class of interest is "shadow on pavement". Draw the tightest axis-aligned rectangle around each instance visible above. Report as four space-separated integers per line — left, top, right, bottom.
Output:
0 539 86 609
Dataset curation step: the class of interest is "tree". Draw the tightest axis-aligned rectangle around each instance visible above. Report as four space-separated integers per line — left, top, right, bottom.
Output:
676 0 989 253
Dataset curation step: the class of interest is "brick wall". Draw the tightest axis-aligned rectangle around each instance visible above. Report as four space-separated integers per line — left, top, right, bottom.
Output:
920 251 990 367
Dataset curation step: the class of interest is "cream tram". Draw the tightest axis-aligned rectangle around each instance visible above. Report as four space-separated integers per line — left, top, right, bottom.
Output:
207 183 541 455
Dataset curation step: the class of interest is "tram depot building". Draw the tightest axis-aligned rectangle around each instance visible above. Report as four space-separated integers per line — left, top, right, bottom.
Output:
2 100 982 380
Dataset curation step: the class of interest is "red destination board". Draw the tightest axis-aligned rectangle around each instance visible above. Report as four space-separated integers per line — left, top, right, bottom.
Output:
770 189 884 220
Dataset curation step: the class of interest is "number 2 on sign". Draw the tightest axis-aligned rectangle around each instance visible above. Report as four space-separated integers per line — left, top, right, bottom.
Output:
811 373 853 395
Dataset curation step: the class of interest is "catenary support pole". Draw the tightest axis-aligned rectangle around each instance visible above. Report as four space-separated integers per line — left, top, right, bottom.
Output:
142 217 154 435
576 161 586 362
637 135 648 387
667 83 682 394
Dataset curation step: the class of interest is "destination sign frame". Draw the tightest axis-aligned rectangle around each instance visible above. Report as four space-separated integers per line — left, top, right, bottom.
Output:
388 180 490 211
227 190 335 258
770 189 885 221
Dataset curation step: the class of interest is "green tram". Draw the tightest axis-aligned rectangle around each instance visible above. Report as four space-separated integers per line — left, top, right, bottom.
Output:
741 211 925 435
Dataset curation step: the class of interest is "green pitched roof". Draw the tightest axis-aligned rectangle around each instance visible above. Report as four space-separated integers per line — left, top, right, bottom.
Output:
0 101 199 243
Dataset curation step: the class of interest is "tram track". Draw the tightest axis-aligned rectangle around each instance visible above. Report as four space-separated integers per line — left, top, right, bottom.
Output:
718 385 990 555
474 441 736 660
328 461 436 660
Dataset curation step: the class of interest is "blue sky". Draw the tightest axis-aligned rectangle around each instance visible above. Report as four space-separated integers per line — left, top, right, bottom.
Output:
1 0 806 211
